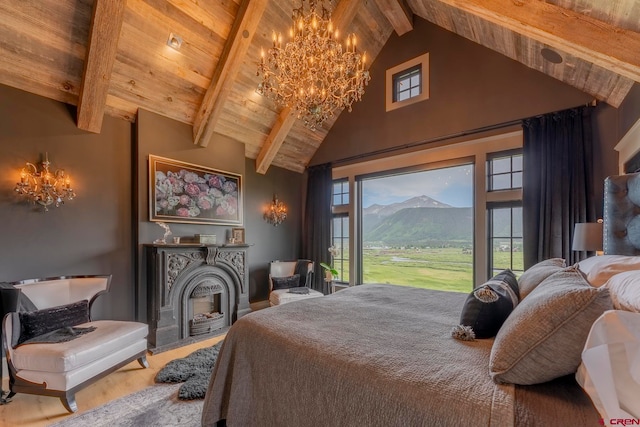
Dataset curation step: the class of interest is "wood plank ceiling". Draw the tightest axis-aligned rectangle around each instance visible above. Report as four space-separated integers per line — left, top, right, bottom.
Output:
1 0 639 174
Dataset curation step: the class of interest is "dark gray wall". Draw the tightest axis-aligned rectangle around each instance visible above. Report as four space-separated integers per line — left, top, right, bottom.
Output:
0 85 133 320
0 87 305 321
312 18 595 166
591 84 640 215
244 157 303 303
136 110 304 316
619 84 640 135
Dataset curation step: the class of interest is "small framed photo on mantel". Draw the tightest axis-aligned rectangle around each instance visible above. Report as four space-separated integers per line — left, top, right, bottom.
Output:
231 227 245 244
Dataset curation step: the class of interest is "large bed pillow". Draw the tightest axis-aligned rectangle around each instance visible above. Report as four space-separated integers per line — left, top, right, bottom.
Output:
578 255 640 287
453 269 519 340
517 258 566 299
603 270 640 312
489 266 612 385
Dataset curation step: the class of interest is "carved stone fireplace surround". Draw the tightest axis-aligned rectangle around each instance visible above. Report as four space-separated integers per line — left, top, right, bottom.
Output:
145 244 250 352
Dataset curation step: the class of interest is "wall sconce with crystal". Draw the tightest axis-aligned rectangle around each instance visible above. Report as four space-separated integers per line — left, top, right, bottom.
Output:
264 194 287 226
14 153 76 211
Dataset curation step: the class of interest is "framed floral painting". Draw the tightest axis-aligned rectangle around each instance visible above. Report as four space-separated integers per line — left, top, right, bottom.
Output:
149 155 243 225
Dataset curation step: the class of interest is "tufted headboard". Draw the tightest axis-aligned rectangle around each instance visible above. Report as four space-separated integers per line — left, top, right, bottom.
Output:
603 172 640 256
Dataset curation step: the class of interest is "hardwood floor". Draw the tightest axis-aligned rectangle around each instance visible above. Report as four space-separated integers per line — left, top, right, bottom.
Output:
0 335 224 426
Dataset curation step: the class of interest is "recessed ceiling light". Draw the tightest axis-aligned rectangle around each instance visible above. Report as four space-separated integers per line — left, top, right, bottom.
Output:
167 33 183 50
540 47 563 64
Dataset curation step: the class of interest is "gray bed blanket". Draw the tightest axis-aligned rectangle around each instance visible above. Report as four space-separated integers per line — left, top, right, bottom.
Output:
202 284 599 427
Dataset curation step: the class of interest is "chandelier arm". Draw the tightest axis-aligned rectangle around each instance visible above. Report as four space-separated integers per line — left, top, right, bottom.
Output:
24 162 38 175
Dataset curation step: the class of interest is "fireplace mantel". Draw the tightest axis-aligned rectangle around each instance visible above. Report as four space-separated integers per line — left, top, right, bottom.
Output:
144 244 250 352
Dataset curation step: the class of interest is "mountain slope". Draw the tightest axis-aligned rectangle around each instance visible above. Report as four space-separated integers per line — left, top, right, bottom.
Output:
362 195 453 234
364 207 473 246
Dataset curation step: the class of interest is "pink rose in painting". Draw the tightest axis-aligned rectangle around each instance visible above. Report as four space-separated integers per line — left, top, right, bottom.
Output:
185 183 201 196
208 175 223 189
179 195 191 206
166 176 184 194
226 196 237 209
176 207 190 217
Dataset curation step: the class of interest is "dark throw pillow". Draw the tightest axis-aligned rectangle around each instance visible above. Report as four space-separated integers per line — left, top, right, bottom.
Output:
271 274 301 291
454 270 519 340
288 287 310 295
17 300 90 346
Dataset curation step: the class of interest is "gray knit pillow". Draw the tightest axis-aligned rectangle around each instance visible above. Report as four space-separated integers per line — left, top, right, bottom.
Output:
489 266 611 385
517 258 566 299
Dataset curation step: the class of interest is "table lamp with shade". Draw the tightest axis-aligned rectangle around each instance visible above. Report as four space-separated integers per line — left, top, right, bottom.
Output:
572 220 604 255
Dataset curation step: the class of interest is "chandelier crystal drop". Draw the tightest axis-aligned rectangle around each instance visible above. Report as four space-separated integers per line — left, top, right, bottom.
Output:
14 153 76 211
256 0 370 130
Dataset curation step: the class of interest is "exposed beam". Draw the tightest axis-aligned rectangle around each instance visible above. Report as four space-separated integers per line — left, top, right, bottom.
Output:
193 0 268 147
76 0 126 133
255 0 361 174
256 108 297 175
373 0 413 36
431 0 640 83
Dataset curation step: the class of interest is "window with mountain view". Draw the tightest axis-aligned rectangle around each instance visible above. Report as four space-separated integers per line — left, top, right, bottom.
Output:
360 164 474 292
488 203 523 277
331 180 349 283
487 151 523 278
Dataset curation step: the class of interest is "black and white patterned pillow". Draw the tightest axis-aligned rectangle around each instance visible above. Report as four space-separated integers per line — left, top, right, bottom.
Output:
17 300 90 346
453 270 519 340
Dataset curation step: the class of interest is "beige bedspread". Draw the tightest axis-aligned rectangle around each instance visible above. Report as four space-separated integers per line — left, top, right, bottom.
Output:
202 284 599 426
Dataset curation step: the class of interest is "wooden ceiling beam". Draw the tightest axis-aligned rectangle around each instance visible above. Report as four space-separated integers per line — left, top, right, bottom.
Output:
373 0 413 36
431 0 640 83
76 0 126 133
255 0 361 174
193 0 267 147
255 107 297 174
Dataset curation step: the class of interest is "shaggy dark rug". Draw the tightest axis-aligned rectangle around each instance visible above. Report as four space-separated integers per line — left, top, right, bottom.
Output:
154 340 224 400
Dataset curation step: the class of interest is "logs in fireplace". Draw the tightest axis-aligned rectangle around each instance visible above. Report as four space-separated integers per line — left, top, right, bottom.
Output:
145 244 250 352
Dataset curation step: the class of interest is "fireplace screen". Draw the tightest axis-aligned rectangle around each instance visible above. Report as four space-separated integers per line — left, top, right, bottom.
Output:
189 282 226 336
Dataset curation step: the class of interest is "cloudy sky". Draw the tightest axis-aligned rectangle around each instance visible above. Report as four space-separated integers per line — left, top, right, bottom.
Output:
361 164 473 208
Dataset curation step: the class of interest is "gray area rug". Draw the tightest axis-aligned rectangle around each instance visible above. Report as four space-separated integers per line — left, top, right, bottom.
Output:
49 383 203 427
50 341 223 427
155 340 224 400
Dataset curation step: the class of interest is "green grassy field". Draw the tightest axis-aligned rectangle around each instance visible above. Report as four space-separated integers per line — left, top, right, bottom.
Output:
360 247 523 292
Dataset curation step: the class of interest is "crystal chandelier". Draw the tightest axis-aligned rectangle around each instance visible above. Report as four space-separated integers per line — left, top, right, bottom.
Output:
14 153 76 211
264 194 287 226
257 0 370 130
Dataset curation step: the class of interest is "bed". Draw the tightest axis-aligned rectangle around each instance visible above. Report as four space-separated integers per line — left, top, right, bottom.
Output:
202 173 640 427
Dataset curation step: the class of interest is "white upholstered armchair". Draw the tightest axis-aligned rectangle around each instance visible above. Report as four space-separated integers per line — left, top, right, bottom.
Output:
268 260 324 306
